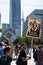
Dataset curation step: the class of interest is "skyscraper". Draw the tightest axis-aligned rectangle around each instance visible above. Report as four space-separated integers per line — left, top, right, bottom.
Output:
0 14 2 37
9 0 21 36
2 23 10 35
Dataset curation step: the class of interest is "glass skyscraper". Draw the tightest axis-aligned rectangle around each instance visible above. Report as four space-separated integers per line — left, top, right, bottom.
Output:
10 0 21 28
9 0 21 36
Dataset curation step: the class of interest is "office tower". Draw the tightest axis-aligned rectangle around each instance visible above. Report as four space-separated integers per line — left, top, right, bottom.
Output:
2 23 10 35
0 14 2 30
0 14 2 37
9 0 21 36
23 19 28 36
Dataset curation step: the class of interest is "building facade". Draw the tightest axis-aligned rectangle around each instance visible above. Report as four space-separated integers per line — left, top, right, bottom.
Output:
0 14 2 37
23 19 28 36
2 24 10 35
9 0 21 36
0 14 2 30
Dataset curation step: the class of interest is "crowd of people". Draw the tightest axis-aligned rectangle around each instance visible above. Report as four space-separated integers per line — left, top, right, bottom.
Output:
0 40 43 65
0 41 31 65
0 40 14 65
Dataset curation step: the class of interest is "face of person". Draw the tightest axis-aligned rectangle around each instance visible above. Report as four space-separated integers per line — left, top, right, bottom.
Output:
5 51 10 57
23 44 27 49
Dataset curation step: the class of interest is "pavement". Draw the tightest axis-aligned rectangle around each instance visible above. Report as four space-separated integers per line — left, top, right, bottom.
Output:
11 49 36 65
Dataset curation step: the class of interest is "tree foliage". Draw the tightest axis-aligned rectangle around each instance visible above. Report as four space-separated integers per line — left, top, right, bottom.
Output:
18 37 32 46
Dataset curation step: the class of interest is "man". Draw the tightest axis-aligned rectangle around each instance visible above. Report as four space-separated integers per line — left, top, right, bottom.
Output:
16 43 31 65
0 43 4 57
0 41 14 65
0 42 7 57
14 45 19 58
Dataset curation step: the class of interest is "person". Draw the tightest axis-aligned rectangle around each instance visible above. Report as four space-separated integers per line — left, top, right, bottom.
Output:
33 47 37 62
0 43 4 57
36 45 43 65
25 45 31 58
0 40 14 65
16 43 31 65
0 42 7 57
14 45 19 57
33 48 37 62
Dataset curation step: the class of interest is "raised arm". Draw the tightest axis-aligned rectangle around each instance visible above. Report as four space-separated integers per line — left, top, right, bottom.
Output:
8 41 14 58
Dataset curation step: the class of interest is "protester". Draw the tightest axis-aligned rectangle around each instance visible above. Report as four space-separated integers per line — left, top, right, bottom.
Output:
14 44 19 59
18 44 21 52
16 43 31 65
33 47 37 62
36 45 43 65
0 43 4 57
33 49 37 62
0 40 14 65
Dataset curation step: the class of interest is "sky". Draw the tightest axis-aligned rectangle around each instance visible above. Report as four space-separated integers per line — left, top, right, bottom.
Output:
0 0 43 23
21 0 43 20
0 0 10 24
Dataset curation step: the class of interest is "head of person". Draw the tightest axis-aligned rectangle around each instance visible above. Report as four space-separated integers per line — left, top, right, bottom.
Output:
21 43 27 49
38 45 42 49
15 45 18 48
3 46 11 57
